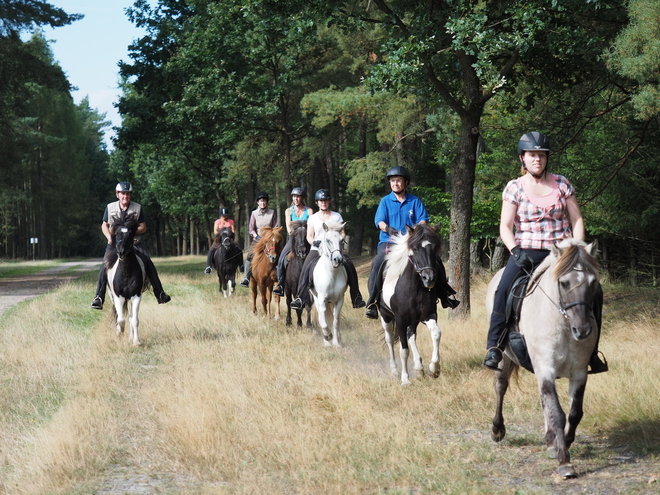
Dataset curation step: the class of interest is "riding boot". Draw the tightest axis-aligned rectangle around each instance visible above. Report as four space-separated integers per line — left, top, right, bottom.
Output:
91 263 107 310
240 259 251 287
588 285 609 374
205 248 216 274
343 255 365 308
273 264 284 296
365 249 386 319
136 251 172 304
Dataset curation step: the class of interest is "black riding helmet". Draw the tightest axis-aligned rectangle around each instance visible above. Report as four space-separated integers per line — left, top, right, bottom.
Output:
219 206 229 216
291 187 306 197
386 165 411 181
517 132 550 155
116 181 133 192
315 189 331 201
256 191 269 201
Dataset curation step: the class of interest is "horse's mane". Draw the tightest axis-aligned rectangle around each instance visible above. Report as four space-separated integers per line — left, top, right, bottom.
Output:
529 238 599 287
385 223 441 280
251 226 283 265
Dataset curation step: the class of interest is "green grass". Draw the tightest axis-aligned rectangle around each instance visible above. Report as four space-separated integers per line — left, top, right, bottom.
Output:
0 259 61 278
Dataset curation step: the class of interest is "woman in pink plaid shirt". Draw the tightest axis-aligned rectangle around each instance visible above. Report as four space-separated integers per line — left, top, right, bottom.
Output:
483 132 608 374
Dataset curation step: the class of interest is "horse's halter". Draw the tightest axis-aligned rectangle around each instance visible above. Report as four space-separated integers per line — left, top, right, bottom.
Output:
320 231 344 267
407 241 437 289
534 267 594 320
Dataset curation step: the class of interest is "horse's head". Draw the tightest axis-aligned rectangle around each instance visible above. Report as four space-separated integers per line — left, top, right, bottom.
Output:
111 218 139 261
258 226 283 263
405 223 442 289
548 239 600 341
319 222 344 268
217 227 234 249
290 221 309 259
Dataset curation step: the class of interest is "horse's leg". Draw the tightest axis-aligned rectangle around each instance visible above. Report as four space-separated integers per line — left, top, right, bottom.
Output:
538 376 576 479
128 295 142 346
285 293 293 327
380 317 398 377
406 324 424 378
114 297 126 337
491 357 514 442
251 284 258 315
273 290 280 321
565 372 587 450
305 306 313 330
423 318 442 378
396 318 411 385
331 295 344 348
316 299 332 345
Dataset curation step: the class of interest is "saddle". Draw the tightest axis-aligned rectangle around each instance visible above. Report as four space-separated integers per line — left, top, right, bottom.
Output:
504 272 534 373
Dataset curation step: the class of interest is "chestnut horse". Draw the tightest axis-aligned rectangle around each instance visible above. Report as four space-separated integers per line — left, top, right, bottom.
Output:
248 226 284 318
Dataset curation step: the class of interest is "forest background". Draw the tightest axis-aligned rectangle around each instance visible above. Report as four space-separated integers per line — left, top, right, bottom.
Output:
2 0 660 316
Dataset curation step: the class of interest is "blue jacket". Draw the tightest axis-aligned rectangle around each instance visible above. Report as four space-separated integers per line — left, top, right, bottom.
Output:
374 191 429 247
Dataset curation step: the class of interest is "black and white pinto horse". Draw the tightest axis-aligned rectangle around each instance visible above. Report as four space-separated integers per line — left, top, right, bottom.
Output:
213 227 243 298
106 217 148 346
285 221 312 328
487 238 600 479
379 223 443 385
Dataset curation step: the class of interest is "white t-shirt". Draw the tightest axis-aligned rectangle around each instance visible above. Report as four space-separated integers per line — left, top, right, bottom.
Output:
308 211 343 250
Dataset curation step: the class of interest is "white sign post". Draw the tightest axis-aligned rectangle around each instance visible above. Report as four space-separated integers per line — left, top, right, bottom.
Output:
30 237 38 261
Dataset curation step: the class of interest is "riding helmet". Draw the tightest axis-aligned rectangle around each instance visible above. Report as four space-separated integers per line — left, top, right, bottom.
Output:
256 191 269 201
116 181 133 193
291 187 306 197
315 189 331 201
219 206 229 216
517 132 550 155
386 165 411 181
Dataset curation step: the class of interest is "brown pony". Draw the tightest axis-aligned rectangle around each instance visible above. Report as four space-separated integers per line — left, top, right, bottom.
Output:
249 226 284 318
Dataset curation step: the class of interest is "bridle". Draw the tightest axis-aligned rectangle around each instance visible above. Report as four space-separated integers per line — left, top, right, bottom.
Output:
532 267 594 320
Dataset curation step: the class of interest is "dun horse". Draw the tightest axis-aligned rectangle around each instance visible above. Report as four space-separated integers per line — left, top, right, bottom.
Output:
378 223 444 385
106 217 148 346
285 221 312 328
213 227 243 297
486 238 601 479
310 222 347 347
248 226 283 318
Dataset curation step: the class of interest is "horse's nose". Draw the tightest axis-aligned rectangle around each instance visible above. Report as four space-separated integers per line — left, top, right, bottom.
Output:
571 324 593 341
421 268 436 289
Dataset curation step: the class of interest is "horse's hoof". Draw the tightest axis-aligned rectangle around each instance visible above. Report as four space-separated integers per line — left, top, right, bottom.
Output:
557 463 577 479
401 379 411 386
132 341 142 347
273 315 280 321
546 446 558 459
491 426 506 442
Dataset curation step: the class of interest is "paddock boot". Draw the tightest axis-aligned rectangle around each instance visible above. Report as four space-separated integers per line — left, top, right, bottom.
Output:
365 303 378 319
273 265 284 296
588 351 608 374
157 292 172 304
204 266 212 274
239 260 251 288
483 348 503 370
290 297 304 310
91 296 103 310
353 295 366 309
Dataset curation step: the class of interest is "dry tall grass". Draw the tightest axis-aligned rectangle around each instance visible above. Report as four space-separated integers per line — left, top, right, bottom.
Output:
0 256 658 494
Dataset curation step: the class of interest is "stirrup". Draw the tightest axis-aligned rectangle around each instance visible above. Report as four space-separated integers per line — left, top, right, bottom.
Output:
273 285 284 296
483 348 502 370
91 296 103 310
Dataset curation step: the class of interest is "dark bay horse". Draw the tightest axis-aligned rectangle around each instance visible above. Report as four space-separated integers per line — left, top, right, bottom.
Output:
212 227 243 297
378 223 444 385
486 239 600 479
249 226 284 318
285 221 312 328
106 217 148 346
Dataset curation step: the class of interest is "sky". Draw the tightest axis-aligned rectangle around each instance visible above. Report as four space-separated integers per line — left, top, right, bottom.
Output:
42 1 149 149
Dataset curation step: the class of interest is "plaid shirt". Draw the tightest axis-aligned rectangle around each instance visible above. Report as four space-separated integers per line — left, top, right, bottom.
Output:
503 174 575 250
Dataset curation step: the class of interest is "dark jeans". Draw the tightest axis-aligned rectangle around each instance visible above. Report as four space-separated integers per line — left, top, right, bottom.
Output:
486 249 550 350
95 243 166 302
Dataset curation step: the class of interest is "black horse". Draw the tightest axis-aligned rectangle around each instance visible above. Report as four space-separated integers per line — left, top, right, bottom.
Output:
106 217 148 346
212 227 243 297
285 221 312 328
378 223 447 385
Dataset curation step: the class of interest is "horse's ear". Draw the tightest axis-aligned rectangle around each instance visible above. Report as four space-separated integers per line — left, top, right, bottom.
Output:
432 222 442 233
586 239 598 257
551 243 562 258
406 225 414 235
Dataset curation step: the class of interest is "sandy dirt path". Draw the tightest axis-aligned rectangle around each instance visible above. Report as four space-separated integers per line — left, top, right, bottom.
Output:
0 259 102 315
